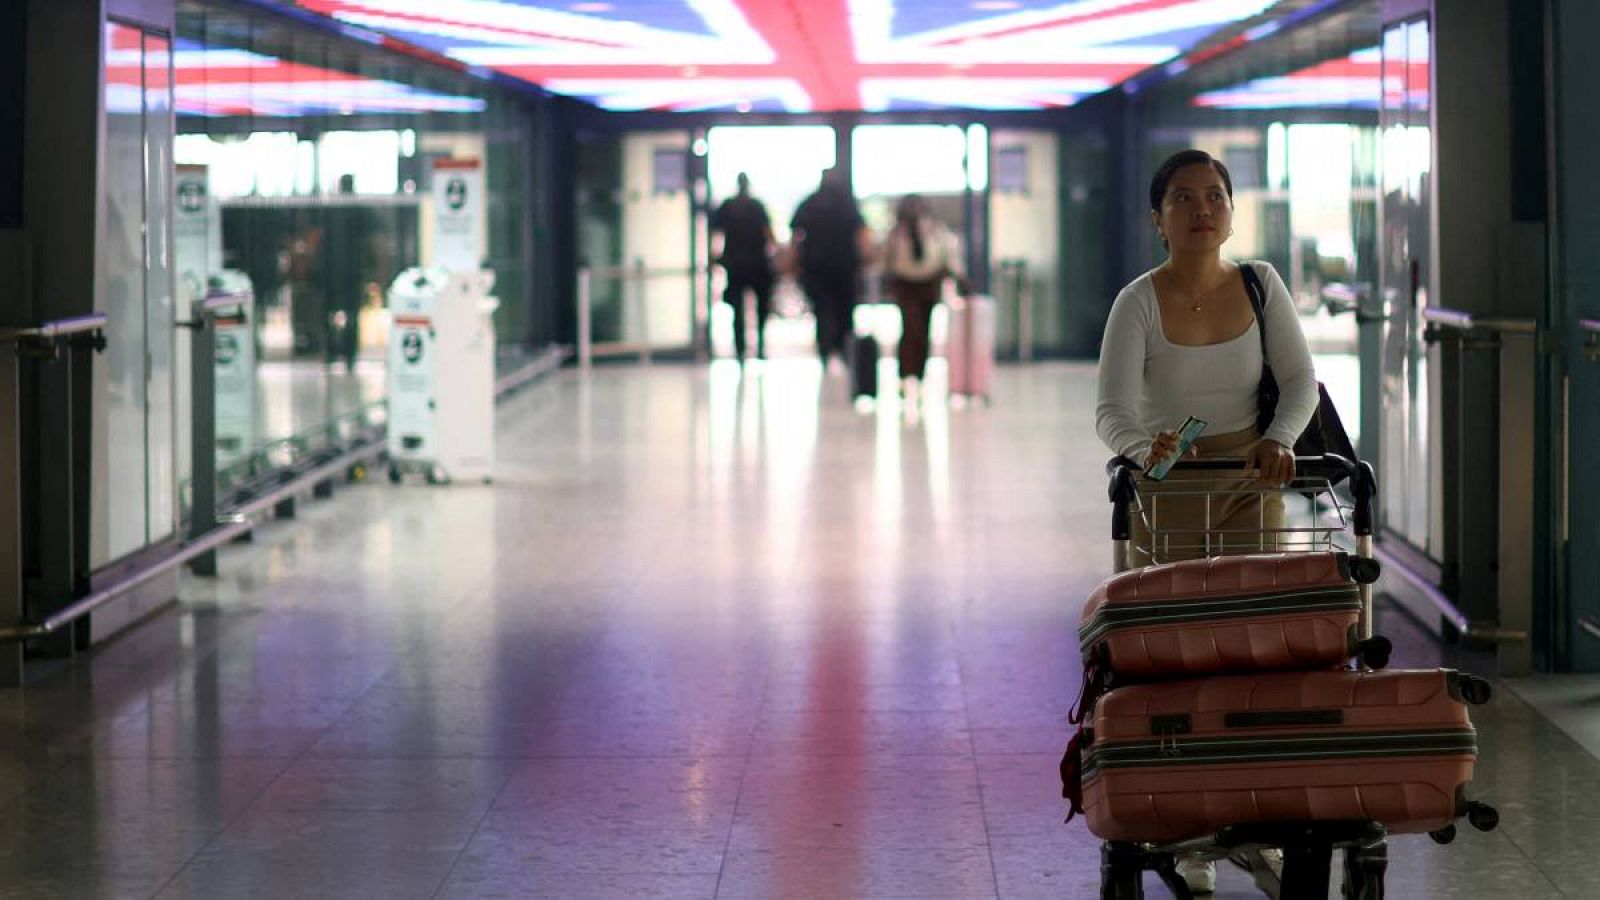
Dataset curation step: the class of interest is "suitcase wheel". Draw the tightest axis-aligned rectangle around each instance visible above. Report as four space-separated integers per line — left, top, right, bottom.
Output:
1448 672 1494 705
1466 802 1500 832
1428 824 1457 845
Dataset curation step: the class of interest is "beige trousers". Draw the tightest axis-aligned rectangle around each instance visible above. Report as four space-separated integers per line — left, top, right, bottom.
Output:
1127 425 1286 569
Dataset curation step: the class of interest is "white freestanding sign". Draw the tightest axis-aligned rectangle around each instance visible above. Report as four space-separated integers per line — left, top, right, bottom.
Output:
387 266 497 483
431 158 484 271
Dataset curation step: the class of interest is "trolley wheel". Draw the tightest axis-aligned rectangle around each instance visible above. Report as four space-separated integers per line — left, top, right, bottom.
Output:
1467 803 1499 832
1428 824 1456 845
1341 841 1387 900
387 464 402 484
426 465 449 485
1357 636 1393 670
1100 842 1147 900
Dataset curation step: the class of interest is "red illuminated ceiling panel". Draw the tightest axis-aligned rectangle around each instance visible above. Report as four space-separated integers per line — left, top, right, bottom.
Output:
107 20 487 117
290 0 1284 112
1192 46 1429 109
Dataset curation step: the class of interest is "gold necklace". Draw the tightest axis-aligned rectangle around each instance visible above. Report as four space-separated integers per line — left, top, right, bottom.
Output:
1184 273 1226 312
1160 268 1224 313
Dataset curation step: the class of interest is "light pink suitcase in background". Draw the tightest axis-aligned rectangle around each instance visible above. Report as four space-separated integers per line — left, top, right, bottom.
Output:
945 293 996 400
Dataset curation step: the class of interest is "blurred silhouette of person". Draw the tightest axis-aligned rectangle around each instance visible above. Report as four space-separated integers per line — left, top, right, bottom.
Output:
320 173 379 372
882 194 966 406
790 168 868 367
711 172 776 361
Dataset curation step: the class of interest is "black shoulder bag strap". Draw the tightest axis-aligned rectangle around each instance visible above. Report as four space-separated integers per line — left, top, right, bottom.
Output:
1239 262 1280 436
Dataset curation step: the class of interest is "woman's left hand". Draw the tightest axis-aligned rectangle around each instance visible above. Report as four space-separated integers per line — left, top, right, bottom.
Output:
1247 439 1295 486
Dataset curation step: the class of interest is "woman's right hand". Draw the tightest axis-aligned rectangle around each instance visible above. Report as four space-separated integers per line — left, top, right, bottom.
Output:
1145 430 1198 469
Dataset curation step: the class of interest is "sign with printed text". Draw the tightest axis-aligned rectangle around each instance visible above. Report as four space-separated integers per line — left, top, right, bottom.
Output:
431 158 483 271
175 164 218 280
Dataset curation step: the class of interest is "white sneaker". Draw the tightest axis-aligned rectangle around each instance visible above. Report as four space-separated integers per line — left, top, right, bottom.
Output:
901 376 921 407
1175 854 1216 894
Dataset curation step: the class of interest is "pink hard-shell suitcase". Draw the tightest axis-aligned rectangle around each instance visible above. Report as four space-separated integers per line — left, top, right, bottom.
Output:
1078 551 1391 684
1075 667 1495 845
944 293 995 399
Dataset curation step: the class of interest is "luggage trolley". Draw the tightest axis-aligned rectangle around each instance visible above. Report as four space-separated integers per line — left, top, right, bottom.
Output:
1085 454 1498 900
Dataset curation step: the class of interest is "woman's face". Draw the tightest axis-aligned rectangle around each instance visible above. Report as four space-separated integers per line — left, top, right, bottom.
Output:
1151 162 1232 255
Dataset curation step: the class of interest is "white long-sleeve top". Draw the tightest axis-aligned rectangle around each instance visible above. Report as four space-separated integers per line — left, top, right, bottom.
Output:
1095 261 1317 466
883 218 963 282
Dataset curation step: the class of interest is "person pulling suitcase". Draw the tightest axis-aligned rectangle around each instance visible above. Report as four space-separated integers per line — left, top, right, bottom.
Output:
881 194 966 409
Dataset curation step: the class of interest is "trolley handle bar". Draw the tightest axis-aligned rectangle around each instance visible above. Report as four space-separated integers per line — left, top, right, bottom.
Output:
1105 453 1376 540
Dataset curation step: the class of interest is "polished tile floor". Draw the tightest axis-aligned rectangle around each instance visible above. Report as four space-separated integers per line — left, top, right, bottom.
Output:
5 360 1598 899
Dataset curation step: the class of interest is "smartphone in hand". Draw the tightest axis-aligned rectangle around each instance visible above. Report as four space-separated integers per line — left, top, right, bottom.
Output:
1145 416 1207 481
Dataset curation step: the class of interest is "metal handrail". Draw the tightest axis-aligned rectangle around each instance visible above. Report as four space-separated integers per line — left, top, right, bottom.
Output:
0 313 109 342
576 259 670 369
0 517 254 641
200 293 246 314
0 432 389 644
1581 318 1600 334
209 399 386 495
584 264 708 280
1579 616 1600 643
1421 307 1537 334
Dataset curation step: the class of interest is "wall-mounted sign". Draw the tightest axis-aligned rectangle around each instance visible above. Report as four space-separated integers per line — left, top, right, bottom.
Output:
994 146 1029 194
653 148 686 195
431 158 483 271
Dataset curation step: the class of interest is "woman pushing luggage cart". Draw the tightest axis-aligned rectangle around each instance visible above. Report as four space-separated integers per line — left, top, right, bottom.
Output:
1060 453 1498 900
1074 150 1496 897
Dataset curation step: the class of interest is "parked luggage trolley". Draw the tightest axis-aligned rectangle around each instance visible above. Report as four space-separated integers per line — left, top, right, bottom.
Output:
1070 454 1498 900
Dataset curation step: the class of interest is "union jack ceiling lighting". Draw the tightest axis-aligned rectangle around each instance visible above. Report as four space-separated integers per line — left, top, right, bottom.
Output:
108 23 487 117
291 0 1285 112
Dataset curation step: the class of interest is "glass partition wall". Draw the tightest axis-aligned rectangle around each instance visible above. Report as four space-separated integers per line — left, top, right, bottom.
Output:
167 1 540 525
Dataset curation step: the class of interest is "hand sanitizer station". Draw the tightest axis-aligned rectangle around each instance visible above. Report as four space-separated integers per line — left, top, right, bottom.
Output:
386 158 498 484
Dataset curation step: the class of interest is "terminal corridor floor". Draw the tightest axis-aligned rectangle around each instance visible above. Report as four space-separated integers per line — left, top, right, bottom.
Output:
4 361 1599 899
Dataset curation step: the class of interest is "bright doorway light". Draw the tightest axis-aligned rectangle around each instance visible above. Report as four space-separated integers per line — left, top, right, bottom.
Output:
707 126 836 243
853 125 970 198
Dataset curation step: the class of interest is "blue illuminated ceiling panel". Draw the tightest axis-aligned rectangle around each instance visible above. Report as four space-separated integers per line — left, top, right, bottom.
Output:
290 0 1285 112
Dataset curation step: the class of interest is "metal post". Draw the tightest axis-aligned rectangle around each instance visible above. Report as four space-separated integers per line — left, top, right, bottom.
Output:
185 294 242 576
577 266 592 372
1498 331 1536 676
633 257 651 364
1357 534 1375 642
34 340 77 659
0 347 22 685
188 304 219 576
1015 260 1033 363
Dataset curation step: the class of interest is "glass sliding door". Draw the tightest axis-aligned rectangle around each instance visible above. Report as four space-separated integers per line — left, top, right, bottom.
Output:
1377 18 1437 555
93 21 178 567
144 33 177 546
988 130 1059 360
